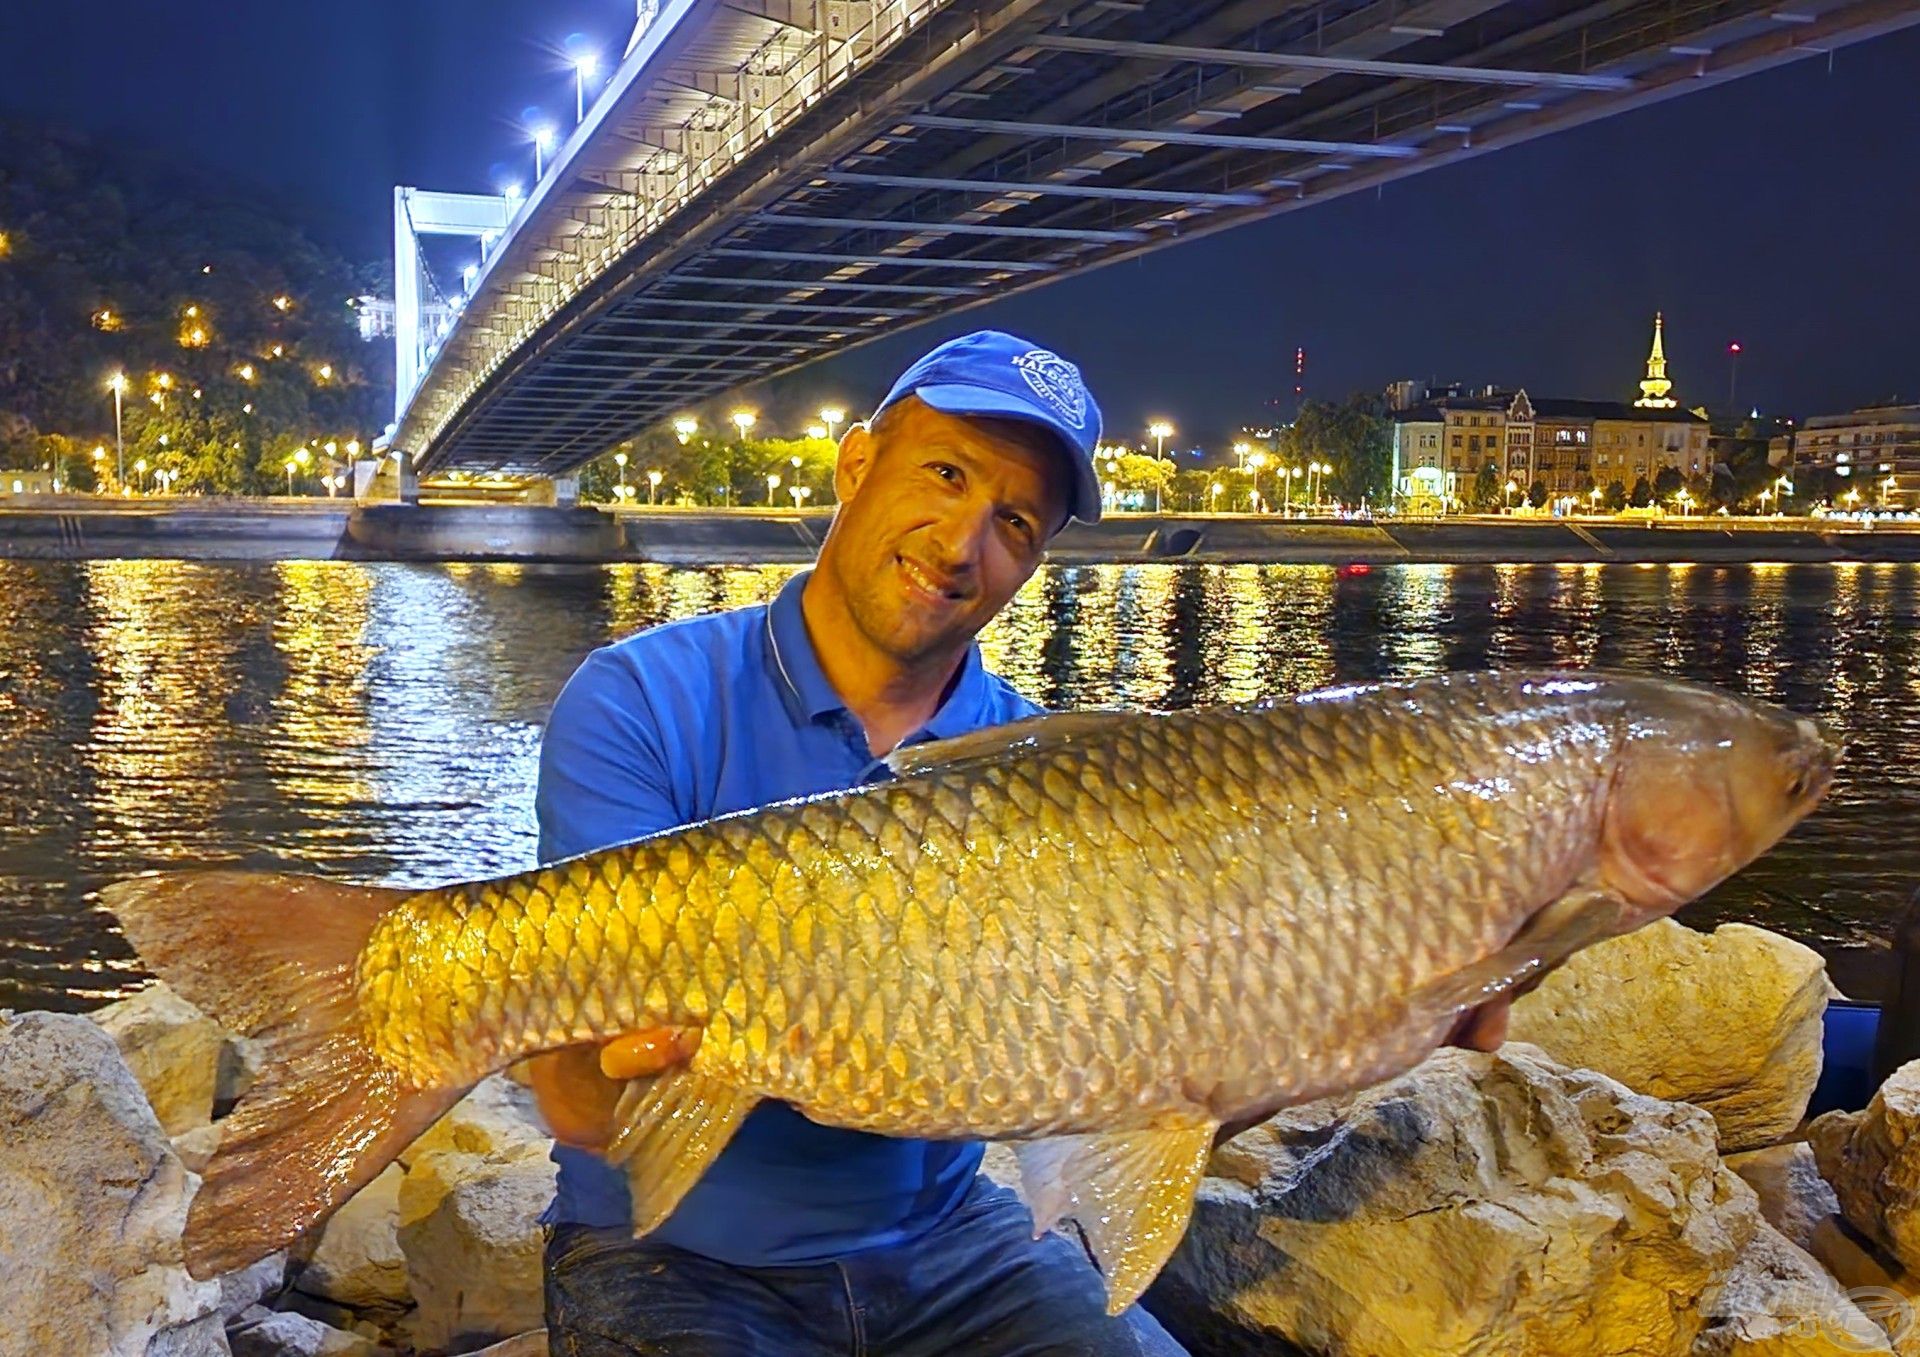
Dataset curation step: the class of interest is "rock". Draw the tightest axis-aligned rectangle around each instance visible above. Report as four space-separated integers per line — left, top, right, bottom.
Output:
226 1310 388 1357
1507 919 1828 1151
1812 1062 1920 1274
0 1010 226 1356
1691 1227 1892 1354
174 1121 225 1175
466 1333 549 1357
295 1163 410 1313
1144 1043 1874 1357
91 981 230 1135
218 1034 265 1113
1728 1143 1841 1254
402 1074 551 1167
396 1148 557 1351
218 1251 288 1323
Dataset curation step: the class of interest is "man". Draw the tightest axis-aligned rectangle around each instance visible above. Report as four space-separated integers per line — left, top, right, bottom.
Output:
525 330 1510 1354
527 329 1187 1355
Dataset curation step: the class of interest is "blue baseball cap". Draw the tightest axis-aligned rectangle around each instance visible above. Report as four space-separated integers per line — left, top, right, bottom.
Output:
874 329 1104 525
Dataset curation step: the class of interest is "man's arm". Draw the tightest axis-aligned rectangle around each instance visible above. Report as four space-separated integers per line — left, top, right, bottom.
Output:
526 649 698 1148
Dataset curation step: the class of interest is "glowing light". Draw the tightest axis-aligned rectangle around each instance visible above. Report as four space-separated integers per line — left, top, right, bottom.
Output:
237 364 256 382
806 424 828 440
272 295 292 312
673 416 698 443
731 409 757 436
316 364 333 382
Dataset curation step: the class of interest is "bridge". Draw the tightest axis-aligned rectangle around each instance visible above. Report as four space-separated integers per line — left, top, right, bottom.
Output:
387 0 1920 487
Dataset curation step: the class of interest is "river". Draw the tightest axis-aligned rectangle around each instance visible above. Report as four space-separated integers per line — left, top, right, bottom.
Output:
2 558 1915 1013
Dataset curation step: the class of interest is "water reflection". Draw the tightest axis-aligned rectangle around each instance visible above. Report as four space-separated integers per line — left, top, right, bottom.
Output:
2 559 1917 1012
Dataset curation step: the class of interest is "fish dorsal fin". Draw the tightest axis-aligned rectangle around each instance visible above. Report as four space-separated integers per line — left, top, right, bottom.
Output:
605 1065 760 1236
1013 1121 1217 1316
1404 885 1628 1031
885 709 1134 779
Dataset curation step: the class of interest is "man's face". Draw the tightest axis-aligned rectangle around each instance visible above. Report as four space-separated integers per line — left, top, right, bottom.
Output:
822 396 1068 665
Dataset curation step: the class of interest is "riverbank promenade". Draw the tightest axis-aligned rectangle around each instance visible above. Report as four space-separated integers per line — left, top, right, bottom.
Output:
3 497 1918 565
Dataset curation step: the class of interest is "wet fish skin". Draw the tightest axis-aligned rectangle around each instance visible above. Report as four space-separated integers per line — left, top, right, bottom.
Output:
105 670 1837 1303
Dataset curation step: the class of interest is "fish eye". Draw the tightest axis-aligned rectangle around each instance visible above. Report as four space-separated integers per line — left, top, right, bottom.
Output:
1785 772 1809 800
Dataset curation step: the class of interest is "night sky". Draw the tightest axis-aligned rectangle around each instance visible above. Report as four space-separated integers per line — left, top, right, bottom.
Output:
3 1 1916 445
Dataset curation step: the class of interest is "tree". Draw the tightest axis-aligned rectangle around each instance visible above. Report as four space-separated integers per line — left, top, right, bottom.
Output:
1629 476 1653 508
1527 479 1548 509
1653 465 1685 502
1281 393 1391 506
1604 479 1628 512
1471 463 1500 512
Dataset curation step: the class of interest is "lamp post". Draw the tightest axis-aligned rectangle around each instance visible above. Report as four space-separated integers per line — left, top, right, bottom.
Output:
1727 342 1742 413
1248 451 1266 507
1148 420 1173 465
1232 441 1251 472
284 458 298 497
673 416 697 445
532 124 556 180
819 406 845 442
766 472 780 505
1209 481 1223 513
614 451 628 500
573 53 599 124
647 469 662 505
1504 478 1518 512
107 372 127 488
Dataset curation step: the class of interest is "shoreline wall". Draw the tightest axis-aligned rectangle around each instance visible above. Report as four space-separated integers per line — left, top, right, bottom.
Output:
3 501 1920 565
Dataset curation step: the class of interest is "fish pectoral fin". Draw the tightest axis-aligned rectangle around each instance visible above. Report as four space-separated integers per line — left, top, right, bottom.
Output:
1406 884 1630 1031
884 709 1135 779
1013 1122 1216 1317
604 1065 759 1236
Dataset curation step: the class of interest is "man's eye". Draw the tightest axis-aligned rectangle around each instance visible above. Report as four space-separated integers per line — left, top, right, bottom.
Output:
930 463 961 482
1002 513 1034 539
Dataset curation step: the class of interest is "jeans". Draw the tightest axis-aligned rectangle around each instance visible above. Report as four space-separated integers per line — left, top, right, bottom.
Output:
543 1177 1189 1356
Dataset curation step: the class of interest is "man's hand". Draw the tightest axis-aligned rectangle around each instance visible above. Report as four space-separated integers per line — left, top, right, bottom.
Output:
525 1027 702 1151
1447 997 1511 1053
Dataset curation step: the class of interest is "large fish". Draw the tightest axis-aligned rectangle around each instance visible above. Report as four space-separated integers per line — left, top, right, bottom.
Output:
105 670 1836 1312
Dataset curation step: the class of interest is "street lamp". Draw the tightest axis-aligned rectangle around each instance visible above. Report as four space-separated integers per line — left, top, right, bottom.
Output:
1148 421 1173 462
806 424 827 441
1675 489 1694 517
673 416 697 444
106 372 128 488
1758 487 1774 515
1504 478 1518 511
1232 441 1251 472
731 409 756 437
766 472 780 505
284 458 298 496
531 124 556 179
1209 481 1223 512
1727 342 1742 412
614 450 628 498
1248 450 1267 506
819 406 846 442
647 468 662 505
573 53 599 124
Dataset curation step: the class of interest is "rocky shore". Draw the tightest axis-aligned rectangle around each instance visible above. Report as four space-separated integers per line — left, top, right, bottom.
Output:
6 919 1919 1355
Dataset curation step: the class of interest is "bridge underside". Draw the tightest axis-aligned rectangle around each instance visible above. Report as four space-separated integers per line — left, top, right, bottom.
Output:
406 0 1918 478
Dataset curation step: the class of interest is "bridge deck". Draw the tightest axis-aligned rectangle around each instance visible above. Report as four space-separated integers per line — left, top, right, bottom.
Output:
399 0 1920 477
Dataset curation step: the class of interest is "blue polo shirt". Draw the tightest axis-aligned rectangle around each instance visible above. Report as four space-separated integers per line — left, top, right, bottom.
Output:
533 569 1041 1264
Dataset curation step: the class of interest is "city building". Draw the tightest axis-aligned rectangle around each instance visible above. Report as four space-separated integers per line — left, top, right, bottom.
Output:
1388 313 1711 511
1789 403 1920 507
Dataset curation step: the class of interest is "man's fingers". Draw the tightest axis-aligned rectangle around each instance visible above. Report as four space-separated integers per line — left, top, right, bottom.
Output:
599 1026 702 1081
1448 998 1512 1053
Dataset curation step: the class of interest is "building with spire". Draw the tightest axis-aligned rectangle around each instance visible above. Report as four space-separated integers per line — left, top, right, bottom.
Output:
1635 312 1678 409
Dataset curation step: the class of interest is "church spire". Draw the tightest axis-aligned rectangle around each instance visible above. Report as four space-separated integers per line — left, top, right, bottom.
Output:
1636 312 1677 409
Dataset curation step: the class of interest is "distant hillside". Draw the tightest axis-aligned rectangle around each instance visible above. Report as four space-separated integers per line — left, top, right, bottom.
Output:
0 119 389 490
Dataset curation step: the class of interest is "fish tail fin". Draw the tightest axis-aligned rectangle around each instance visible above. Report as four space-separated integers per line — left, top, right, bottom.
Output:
102 869 464 1280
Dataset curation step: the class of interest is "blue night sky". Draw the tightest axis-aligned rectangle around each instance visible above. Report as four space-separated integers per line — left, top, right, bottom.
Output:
3 2 1916 444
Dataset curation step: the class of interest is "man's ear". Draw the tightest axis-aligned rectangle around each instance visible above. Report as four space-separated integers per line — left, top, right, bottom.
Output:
835 423 879 504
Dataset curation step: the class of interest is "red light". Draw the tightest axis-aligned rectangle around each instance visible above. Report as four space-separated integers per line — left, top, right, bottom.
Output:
1729 342 1742 354
1337 562 1373 578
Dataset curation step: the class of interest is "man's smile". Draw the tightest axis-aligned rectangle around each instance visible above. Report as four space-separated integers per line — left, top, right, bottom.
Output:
897 554 970 605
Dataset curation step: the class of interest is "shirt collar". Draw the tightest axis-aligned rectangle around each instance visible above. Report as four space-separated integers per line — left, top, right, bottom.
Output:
765 569 992 740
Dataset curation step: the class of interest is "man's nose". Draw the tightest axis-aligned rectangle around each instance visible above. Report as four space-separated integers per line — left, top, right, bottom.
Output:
926 498 992 569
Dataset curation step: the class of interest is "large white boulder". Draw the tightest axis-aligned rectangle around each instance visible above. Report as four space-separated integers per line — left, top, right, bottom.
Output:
395 1148 557 1352
294 1163 410 1315
1142 1044 1877 1356
91 981 230 1136
0 1009 227 1356
1507 920 1828 1151
1811 1061 1920 1274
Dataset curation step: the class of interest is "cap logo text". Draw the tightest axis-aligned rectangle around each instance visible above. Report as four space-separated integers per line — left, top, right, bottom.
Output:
1011 349 1089 431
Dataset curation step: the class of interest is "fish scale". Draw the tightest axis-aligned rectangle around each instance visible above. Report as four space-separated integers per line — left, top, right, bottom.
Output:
357 675 1620 1137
